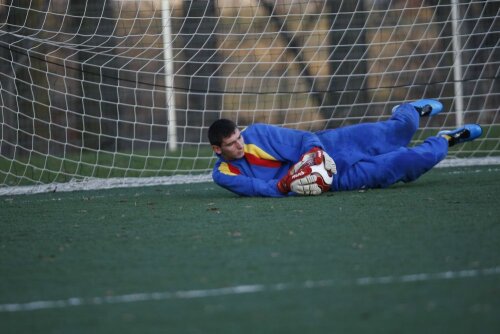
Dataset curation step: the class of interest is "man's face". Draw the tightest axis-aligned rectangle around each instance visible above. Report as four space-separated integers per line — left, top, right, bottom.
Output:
212 128 245 161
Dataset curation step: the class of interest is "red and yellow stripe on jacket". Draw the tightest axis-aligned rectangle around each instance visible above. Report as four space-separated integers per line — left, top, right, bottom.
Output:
243 144 282 168
217 143 282 176
218 161 241 176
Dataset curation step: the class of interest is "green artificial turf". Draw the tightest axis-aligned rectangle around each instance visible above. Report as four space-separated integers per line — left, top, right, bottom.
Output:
1 165 499 333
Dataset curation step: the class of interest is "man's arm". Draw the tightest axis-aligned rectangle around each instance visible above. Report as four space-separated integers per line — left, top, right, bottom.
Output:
212 163 285 197
244 124 325 163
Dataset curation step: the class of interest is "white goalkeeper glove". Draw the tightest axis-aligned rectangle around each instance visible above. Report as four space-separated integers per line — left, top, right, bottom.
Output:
291 147 337 176
277 166 322 196
289 175 322 195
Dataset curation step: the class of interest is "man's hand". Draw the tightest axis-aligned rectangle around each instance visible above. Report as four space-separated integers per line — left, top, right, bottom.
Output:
291 147 337 176
322 150 337 175
278 147 337 195
277 166 322 195
289 175 322 195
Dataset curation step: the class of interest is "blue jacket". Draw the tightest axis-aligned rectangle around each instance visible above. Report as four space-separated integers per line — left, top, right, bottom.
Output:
212 123 324 197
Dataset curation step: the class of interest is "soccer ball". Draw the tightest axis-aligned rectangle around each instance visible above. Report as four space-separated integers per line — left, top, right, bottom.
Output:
309 163 333 192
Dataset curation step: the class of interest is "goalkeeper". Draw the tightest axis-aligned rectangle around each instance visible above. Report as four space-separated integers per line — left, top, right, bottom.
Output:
208 99 482 197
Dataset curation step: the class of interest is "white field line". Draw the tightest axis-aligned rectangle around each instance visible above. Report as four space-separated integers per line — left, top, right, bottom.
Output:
1 266 499 313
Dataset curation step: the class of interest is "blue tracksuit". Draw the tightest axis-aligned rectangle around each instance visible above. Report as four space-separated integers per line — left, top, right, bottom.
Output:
212 104 449 197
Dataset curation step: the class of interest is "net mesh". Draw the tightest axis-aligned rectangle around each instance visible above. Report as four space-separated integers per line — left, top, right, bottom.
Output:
0 0 499 194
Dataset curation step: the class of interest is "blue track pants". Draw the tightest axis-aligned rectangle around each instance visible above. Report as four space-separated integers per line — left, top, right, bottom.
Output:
317 103 449 191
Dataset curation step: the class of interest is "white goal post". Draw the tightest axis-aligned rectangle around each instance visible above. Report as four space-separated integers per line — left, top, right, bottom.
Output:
0 0 499 195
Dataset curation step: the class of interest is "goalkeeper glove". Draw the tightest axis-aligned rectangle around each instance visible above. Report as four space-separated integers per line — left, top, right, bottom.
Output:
277 166 322 195
290 174 322 195
291 147 337 176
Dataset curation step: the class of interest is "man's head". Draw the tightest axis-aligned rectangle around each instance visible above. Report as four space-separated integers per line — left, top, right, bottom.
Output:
208 119 245 160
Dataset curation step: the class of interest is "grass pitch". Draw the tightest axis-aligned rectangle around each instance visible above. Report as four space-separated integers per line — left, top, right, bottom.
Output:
1 165 500 333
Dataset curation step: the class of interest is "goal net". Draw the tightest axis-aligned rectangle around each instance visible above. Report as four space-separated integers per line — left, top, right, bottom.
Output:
1 0 499 195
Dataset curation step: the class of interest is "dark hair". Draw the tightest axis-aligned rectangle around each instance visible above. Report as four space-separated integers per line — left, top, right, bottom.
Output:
208 119 238 146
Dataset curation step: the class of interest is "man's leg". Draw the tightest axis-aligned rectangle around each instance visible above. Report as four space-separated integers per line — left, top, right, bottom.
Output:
319 103 419 156
336 136 449 191
335 122 482 191
318 103 424 175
